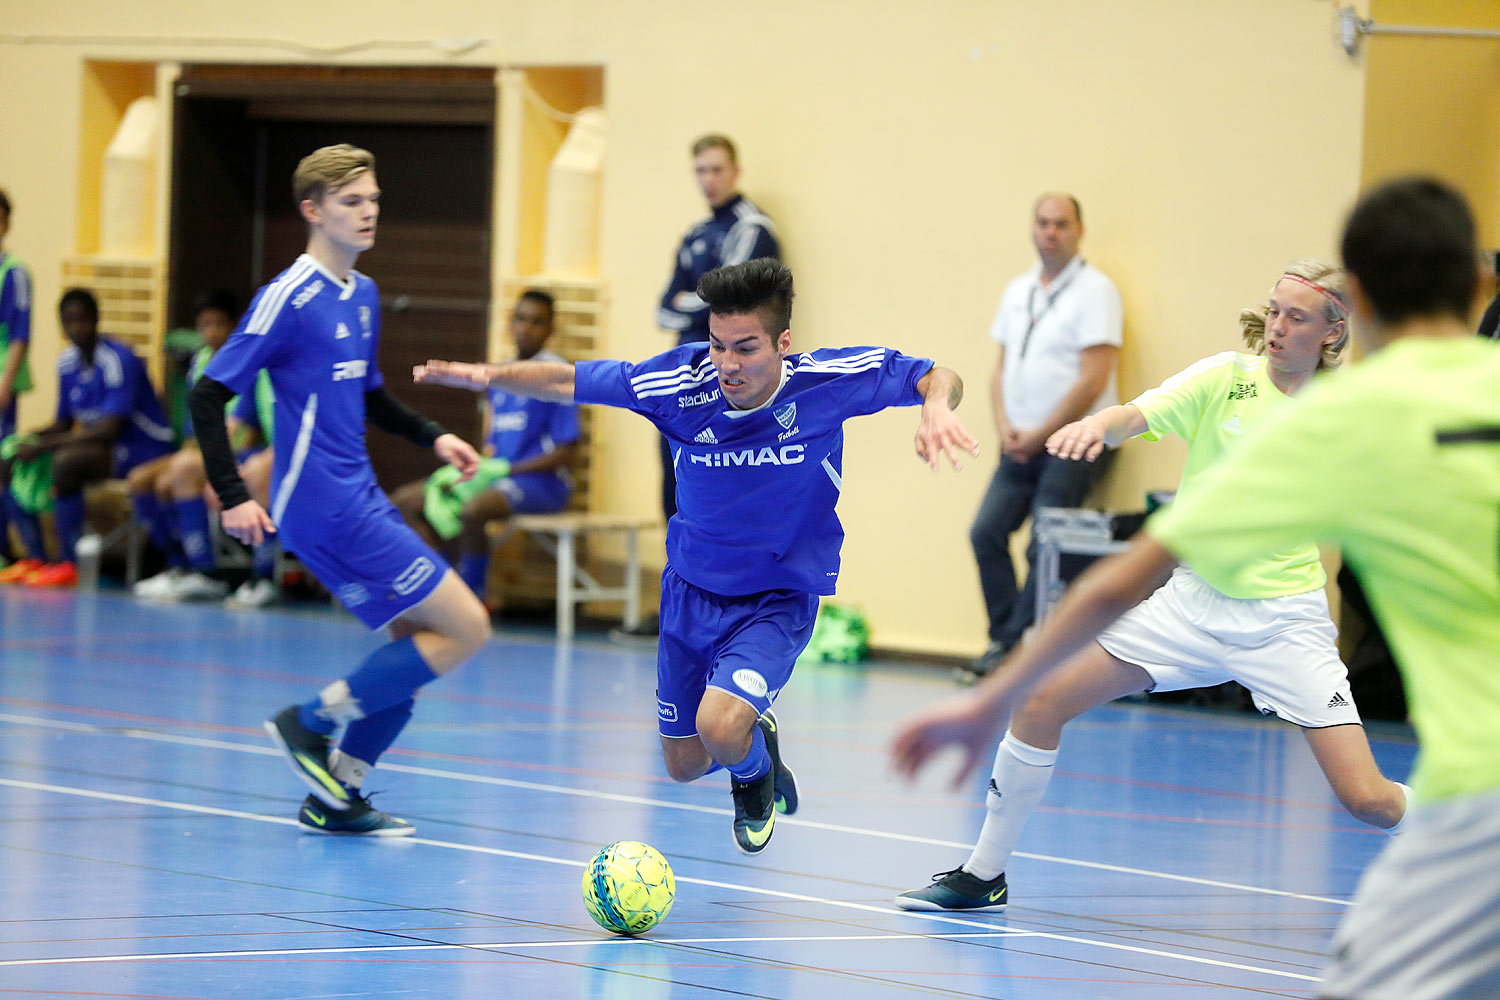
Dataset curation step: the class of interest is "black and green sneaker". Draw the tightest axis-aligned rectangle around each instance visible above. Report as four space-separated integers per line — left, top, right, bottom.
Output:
297 794 414 837
730 769 777 855
759 710 798 815
894 867 1008 911
263 705 349 809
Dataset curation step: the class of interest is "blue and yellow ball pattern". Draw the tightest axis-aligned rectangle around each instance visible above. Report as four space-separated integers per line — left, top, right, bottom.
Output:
581 840 676 935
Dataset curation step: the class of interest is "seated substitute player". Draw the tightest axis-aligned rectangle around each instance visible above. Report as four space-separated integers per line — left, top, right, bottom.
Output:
416 257 978 854
0 188 35 568
190 143 490 836
0 288 174 587
129 290 247 601
218 385 282 609
894 259 1410 912
891 177 1500 1000
390 288 580 600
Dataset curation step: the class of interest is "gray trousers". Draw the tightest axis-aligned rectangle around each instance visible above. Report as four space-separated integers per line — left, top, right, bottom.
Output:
969 449 1113 649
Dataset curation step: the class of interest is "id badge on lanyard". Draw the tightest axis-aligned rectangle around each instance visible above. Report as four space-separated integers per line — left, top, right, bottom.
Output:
1019 261 1082 359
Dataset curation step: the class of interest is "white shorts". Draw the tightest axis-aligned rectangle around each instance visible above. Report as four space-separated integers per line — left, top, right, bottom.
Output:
1321 787 1500 999
1096 567 1360 729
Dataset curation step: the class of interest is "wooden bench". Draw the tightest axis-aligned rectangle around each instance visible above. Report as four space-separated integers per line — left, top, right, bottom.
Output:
478 278 665 640
487 511 659 640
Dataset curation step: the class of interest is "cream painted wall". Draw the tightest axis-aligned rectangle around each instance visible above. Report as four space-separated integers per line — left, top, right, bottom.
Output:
0 1 1368 655
1362 0 1500 251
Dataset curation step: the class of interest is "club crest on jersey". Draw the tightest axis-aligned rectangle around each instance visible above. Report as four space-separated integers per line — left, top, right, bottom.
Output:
358 306 372 336
688 444 805 468
292 280 324 309
774 402 797 429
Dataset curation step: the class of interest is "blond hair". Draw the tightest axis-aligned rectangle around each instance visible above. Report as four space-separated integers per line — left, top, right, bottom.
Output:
292 144 375 206
1239 258 1350 370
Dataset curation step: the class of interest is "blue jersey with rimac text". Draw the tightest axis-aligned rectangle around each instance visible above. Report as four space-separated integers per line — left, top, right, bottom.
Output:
203 254 383 540
575 344 933 596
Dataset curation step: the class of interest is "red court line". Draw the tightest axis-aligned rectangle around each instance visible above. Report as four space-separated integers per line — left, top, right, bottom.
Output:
0 631 217 650
8 645 645 724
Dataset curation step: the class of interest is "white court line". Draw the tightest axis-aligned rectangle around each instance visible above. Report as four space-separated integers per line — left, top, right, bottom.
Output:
0 712 1356 908
0 776 1322 983
0 931 1018 968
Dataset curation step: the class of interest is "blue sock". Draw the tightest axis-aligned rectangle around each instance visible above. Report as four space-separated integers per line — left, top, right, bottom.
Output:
458 552 488 597
53 493 85 564
133 493 174 554
251 538 276 579
726 724 770 783
339 699 414 770
298 637 437 733
172 497 215 571
163 500 189 570
4 493 46 561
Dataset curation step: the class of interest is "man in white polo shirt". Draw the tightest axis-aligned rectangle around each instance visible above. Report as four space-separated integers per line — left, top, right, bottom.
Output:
964 193 1122 682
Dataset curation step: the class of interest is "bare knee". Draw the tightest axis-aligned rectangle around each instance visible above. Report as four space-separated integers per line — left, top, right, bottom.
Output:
663 751 704 783
447 593 491 660
1009 686 1072 750
126 464 155 493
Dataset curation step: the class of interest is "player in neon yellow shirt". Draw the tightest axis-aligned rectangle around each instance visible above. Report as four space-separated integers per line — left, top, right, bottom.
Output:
893 178 1500 999
893 260 1410 913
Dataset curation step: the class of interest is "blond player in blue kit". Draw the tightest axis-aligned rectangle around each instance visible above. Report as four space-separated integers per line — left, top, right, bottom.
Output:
418 258 978 855
893 177 1500 1000
895 258 1410 913
190 144 490 836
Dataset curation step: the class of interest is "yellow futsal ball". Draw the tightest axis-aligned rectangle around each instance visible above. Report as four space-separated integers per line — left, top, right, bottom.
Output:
582 840 676 935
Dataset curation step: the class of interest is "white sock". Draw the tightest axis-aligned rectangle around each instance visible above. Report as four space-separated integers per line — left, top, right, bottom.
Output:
964 730 1058 880
316 679 365 726
1385 782 1413 836
329 750 372 790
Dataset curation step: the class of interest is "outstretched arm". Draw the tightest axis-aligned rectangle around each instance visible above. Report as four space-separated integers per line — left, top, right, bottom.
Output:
913 365 980 472
414 359 575 403
1046 403 1149 463
891 534 1177 786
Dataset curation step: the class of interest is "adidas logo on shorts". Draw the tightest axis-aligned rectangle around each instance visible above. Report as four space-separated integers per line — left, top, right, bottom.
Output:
1327 692 1350 709
694 427 718 444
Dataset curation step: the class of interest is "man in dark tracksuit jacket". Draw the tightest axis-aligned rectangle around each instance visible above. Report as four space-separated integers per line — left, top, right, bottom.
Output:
616 133 781 641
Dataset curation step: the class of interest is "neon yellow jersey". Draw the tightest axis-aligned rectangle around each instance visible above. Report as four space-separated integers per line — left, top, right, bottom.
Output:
1150 337 1500 803
1131 351 1323 598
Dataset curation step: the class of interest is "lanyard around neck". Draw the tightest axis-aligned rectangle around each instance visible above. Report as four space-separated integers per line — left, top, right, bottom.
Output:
1019 259 1083 358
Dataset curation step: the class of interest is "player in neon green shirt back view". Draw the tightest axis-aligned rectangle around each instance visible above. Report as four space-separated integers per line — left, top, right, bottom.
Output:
894 259 1409 914
893 178 1500 999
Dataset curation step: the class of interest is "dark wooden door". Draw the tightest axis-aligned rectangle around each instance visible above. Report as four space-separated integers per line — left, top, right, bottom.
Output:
170 66 495 492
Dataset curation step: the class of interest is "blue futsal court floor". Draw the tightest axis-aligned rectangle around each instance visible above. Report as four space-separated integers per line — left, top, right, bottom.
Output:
0 587 1414 998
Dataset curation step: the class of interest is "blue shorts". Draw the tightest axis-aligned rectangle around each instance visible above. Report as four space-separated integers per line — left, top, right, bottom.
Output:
655 565 818 738
281 486 448 630
113 439 173 479
492 472 569 515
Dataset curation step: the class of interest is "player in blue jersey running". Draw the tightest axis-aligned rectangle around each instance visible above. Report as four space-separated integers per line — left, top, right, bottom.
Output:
417 258 978 854
189 144 491 836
